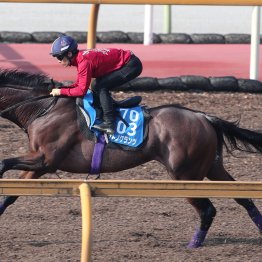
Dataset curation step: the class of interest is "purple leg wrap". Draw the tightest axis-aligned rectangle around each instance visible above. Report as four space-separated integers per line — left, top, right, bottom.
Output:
187 229 208 248
248 207 262 232
0 204 6 216
90 134 106 175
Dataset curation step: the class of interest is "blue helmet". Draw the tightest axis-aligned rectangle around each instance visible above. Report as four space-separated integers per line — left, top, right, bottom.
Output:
50 35 78 58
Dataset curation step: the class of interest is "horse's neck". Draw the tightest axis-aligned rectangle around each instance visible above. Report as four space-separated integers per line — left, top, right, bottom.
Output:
0 86 30 106
0 88 47 130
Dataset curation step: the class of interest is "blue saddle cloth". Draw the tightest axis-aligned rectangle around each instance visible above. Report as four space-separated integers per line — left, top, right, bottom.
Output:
83 91 144 148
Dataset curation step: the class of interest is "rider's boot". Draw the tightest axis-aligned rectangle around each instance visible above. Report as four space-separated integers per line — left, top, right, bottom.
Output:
93 117 115 135
93 94 115 135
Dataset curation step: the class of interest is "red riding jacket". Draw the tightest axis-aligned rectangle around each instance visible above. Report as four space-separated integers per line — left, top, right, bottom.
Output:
60 48 132 97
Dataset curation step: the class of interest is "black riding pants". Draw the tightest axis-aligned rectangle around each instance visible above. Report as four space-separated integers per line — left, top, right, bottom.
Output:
92 54 143 121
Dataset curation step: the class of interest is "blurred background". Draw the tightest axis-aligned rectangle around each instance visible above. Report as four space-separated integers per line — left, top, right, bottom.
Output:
0 4 256 34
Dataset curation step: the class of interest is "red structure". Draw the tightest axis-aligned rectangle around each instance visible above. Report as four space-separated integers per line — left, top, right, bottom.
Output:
0 43 260 82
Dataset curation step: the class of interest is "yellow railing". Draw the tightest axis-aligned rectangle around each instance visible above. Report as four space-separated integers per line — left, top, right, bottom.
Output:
0 0 261 5
1 179 262 262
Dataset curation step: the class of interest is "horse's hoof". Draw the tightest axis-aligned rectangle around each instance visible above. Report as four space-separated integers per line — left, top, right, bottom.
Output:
187 229 207 248
187 241 203 249
252 215 262 232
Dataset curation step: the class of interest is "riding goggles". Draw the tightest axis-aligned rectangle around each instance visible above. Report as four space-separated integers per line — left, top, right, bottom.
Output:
55 55 64 61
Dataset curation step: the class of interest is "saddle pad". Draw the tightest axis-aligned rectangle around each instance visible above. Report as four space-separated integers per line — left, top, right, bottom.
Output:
82 91 144 148
83 90 96 128
109 106 144 147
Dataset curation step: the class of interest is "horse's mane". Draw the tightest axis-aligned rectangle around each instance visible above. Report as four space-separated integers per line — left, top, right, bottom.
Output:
0 68 52 91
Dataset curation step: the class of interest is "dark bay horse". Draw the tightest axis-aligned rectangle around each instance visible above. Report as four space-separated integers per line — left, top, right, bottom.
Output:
0 69 261 248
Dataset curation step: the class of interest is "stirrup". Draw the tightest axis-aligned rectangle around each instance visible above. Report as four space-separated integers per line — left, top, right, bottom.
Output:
93 122 115 135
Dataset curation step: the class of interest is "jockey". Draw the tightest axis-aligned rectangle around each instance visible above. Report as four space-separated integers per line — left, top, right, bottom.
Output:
50 34 143 135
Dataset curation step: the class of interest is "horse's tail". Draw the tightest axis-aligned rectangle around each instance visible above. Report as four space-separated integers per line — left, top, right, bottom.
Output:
204 115 262 155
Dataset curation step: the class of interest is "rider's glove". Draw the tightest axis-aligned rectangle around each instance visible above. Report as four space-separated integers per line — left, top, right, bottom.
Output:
50 88 61 96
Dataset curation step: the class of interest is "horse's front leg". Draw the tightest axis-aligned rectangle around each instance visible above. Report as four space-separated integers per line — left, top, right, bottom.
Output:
0 152 47 177
0 196 18 215
0 152 48 216
0 171 44 216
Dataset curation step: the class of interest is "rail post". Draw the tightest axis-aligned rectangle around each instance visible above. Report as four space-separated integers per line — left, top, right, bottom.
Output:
250 6 261 79
88 4 100 49
79 183 92 262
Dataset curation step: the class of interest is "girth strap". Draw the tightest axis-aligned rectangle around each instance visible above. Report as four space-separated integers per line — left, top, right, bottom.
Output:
89 134 106 175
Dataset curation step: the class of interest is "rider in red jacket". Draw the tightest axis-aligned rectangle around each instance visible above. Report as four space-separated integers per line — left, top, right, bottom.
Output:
50 35 143 135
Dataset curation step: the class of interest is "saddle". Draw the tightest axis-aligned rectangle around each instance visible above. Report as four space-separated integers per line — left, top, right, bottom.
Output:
93 95 143 124
113 96 142 108
76 92 151 151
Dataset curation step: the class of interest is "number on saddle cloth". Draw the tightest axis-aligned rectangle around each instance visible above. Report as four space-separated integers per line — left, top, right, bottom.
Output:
82 90 145 148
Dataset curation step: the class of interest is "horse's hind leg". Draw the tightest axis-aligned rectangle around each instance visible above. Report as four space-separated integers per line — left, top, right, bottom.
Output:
187 198 216 248
236 198 262 233
208 164 262 234
0 171 43 216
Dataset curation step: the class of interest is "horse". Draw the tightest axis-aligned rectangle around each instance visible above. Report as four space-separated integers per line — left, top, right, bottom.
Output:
0 68 261 249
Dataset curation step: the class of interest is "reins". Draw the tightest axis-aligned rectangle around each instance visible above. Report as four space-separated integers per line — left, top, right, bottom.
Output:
31 96 58 122
4 84 40 91
0 95 53 117
0 71 60 129
0 94 59 131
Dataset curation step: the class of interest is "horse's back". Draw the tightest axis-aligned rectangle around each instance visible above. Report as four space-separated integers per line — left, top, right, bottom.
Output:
149 105 213 137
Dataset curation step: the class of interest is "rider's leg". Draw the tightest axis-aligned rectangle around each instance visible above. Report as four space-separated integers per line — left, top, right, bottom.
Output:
92 54 142 134
93 87 115 135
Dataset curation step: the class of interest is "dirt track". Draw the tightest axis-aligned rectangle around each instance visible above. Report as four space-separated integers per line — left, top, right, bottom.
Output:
0 91 261 262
